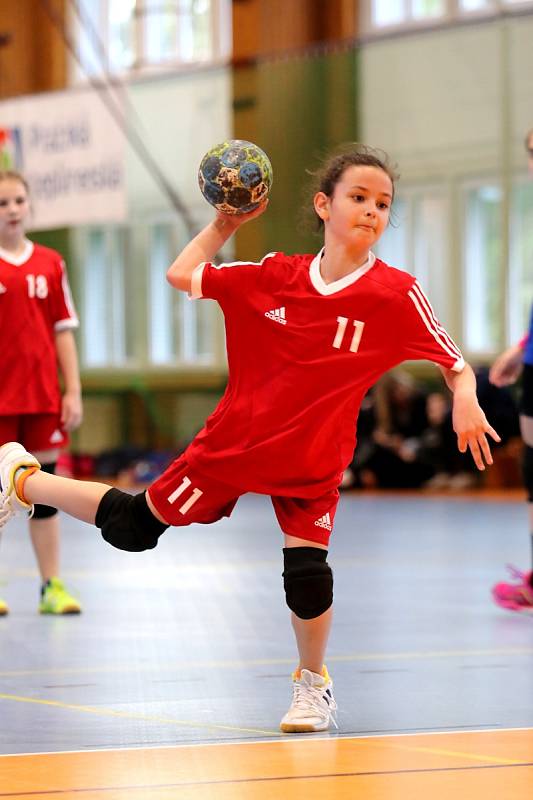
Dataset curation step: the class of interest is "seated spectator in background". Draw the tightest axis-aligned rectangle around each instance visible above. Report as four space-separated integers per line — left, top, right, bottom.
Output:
343 366 519 491
419 391 477 489
343 370 433 489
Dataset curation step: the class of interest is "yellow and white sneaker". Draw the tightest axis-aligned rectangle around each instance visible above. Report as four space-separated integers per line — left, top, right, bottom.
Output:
280 666 337 733
0 597 8 616
0 442 40 528
39 577 81 615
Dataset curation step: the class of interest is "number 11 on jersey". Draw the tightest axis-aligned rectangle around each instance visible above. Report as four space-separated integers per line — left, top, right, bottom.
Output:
332 316 365 353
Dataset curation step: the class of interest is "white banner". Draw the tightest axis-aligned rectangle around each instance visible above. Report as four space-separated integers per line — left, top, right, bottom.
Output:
0 88 126 230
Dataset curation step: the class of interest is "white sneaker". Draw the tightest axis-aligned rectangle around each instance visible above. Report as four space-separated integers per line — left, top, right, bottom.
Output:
280 667 337 733
0 442 40 527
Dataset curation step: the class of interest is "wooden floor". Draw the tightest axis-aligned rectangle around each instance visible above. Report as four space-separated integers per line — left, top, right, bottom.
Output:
2 728 532 799
1 490 532 798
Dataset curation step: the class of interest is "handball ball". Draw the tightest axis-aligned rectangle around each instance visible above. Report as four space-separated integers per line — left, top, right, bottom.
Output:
198 139 273 215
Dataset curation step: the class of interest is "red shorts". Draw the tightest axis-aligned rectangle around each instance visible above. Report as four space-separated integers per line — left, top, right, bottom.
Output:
0 413 68 453
148 452 339 546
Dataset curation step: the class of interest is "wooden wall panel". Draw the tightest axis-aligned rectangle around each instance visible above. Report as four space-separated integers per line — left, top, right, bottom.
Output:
232 0 359 62
0 0 67 98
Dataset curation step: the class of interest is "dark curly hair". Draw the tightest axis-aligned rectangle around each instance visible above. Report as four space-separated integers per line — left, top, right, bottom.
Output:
305 143 400 232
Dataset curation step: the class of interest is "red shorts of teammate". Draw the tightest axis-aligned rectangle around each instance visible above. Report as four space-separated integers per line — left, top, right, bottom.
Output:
148 452 339 546
0 413 68 453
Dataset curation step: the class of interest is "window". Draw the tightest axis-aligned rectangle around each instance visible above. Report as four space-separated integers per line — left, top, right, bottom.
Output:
79 227 130 366
74 223 218 369
411 0 447 19
462 183 503 353
373 0 404 25
376 188 450 323
368 0 447 29
364 0 533 33
509 179 533 344
108 0 136 71
148 222 216 365
458 0 492 10
72 0 231 79
145 0 214 65
462 177 533 352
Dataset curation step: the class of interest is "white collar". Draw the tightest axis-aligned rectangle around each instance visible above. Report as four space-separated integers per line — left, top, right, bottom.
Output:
0 238 34 266
309 247 376 296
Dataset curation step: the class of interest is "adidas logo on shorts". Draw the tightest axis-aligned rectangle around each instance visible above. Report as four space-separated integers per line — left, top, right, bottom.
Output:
265 306 287 325
314 513 332 531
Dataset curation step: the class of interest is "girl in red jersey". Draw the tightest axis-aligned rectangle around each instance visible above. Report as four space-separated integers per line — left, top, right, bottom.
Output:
0 145 499 730
0 170 82 616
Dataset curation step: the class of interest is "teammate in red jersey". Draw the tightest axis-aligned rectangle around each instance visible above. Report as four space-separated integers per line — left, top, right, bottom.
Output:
0 170 82 616
0 145 499 730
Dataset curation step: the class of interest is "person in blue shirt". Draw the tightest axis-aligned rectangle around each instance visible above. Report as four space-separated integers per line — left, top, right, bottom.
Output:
489 128 533 612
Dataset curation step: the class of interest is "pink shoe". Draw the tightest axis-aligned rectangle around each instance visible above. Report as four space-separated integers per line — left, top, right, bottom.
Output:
492 565 533 612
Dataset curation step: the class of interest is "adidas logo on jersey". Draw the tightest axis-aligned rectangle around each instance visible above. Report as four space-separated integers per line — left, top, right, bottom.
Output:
0 282 6 294
265 306 287 325
314 513 332 531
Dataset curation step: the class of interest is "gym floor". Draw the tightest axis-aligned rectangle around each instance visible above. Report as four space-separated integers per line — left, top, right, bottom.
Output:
1 490 532 798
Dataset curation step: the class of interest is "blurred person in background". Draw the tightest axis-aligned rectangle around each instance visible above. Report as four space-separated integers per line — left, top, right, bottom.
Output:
489 128 533 613
0 170 82 616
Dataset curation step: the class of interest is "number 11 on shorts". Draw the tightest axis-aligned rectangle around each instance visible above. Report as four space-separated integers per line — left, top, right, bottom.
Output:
167 476 203 515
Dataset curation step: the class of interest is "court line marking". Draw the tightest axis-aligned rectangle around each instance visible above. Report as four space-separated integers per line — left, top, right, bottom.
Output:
0 693 279 738
358 734 526 766
0 761 532 797
1 724 532 759
1 646 532 679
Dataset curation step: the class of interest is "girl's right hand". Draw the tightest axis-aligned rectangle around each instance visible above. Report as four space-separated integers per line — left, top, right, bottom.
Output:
215 199 269 228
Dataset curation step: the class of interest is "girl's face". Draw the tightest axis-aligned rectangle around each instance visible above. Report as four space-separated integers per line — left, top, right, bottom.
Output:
0 178 30 241
314 165 392 251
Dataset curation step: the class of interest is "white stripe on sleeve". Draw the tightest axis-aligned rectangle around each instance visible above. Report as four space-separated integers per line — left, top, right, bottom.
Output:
189 252 277 299
190 264 205 299
407 283 464 369
60 260 79 325
54 318 79 332
411 282 462 358
212 251 277 270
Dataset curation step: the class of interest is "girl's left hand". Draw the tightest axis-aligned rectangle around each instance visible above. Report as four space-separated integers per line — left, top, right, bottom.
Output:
452 393 501 470
61 392 83 431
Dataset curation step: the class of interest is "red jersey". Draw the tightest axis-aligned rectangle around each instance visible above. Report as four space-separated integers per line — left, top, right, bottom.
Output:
186 250 464 498
0 240 79 415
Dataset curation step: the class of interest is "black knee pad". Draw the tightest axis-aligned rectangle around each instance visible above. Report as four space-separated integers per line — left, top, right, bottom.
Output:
523 444 533 503
33 463 58 519
283 547 333 620
95 489 169 552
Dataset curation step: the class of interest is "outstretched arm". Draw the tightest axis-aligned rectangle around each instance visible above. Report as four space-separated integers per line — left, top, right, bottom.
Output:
166 202 268 294
438 363 501 470
489 342 524 387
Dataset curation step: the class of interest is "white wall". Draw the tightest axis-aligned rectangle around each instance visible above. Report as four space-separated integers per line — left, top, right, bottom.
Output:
125 65 232 223
360 17 533 180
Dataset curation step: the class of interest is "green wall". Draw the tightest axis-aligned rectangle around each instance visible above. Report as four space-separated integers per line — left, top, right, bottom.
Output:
233 47 359 258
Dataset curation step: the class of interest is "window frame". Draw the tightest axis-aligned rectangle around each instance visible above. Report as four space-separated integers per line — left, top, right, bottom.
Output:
146 214 220 369
375 183 451 325
69 0 232 83
72 224 134 370
508 173 533 345
360 0 533 36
